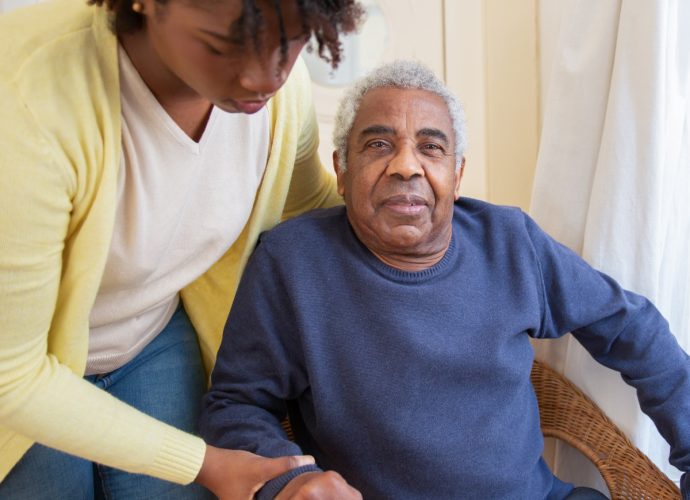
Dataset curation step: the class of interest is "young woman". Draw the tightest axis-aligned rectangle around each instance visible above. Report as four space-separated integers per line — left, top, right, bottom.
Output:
0 0 362 498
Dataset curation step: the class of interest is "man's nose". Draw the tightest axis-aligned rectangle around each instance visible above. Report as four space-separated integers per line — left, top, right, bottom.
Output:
239 57 287 97
386 145 424 180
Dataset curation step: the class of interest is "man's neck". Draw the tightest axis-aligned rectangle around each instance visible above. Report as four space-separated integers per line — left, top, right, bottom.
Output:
368 231 453 272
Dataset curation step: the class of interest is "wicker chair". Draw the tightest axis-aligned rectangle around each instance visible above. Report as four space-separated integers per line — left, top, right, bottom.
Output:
531 360 680 499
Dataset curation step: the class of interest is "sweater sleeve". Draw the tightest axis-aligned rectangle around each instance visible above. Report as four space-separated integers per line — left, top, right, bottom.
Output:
199 241 313 474
523 213 690 490
256 464 323 500
0 80 206 483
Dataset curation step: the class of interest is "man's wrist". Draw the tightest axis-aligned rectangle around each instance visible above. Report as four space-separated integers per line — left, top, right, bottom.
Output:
255 464 322 500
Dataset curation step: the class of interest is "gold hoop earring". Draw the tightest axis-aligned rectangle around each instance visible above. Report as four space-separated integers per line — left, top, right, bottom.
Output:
132 1 144 13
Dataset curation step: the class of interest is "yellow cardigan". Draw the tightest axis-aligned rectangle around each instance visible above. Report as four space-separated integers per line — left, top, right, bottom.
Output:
0 0 340 484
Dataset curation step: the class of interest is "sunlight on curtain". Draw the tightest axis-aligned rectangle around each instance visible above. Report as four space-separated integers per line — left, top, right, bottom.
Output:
531 0 690 488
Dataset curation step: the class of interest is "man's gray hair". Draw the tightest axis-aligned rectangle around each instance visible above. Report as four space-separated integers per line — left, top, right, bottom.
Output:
332 59 467 172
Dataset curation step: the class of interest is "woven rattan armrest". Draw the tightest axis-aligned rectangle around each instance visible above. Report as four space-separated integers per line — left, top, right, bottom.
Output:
531 360 680 499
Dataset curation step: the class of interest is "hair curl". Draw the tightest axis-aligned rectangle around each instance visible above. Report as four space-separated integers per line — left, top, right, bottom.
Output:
88 0 364 68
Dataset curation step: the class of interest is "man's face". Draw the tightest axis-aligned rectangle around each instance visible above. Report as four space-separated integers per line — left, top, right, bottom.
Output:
335 87 464 266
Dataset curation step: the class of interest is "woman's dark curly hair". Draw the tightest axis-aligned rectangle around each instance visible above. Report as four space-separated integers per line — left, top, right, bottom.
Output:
89 0 364 68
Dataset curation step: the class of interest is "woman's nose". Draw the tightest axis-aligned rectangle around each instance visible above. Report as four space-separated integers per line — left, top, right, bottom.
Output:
239 58 287 96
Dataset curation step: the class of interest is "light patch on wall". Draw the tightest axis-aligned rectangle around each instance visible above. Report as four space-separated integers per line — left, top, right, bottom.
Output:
302 0 388 88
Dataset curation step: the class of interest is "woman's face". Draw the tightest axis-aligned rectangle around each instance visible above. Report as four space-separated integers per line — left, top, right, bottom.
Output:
139 0 309 113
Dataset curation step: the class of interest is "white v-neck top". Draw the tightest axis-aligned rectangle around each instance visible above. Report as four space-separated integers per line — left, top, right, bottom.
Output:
86 46 270 375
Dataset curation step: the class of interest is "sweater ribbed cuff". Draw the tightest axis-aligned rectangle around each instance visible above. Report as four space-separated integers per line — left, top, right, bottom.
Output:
147 429 206 484
256 464 322 500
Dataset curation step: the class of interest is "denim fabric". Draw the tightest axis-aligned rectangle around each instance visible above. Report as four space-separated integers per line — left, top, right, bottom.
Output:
0 304 214 500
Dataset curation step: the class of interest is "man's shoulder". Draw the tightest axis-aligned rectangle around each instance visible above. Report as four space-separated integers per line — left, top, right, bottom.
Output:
455 197 527 228
455 198 561 258
259 206 347 250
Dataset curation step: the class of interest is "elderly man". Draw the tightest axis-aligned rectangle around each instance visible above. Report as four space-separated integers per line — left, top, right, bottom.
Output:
199 61 690 499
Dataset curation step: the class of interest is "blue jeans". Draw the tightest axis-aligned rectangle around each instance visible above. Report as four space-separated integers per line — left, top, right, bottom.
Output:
0 304 214 500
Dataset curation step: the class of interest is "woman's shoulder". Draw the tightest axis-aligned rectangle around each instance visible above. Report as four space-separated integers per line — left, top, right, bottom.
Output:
0 0 115 86
0 0 119 150
0 1 121 203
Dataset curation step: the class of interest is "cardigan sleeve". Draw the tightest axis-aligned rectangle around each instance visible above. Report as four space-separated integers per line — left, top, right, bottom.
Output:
0 78 206 484
281 62 342 221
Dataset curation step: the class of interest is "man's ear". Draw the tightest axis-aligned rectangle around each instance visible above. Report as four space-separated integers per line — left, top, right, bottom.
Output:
454 156 465 199
333 151 345 196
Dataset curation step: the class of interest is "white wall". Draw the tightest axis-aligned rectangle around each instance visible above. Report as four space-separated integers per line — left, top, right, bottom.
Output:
310 0 541 210
445 0 540 209
0 0 39 12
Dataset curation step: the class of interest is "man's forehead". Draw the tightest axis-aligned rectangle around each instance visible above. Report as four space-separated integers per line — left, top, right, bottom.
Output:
352 87 453 137
360 86 444 106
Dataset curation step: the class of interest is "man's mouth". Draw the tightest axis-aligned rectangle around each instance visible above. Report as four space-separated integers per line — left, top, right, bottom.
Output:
382 194 428 215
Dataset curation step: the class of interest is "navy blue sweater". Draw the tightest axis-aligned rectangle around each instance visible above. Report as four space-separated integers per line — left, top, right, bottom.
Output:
200 199 690 499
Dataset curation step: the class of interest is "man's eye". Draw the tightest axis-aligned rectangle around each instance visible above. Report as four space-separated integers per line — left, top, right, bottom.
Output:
368 141 389 149
420 143 445 155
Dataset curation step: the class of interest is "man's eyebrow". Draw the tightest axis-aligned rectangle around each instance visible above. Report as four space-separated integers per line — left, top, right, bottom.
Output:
417 127 449 145
359 125 396 139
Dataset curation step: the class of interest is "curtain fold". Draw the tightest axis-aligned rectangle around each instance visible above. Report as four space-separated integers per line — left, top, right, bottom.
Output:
532 0 690 488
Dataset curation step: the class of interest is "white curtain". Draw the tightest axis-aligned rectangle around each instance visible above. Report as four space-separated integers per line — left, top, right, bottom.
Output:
532 0 690 489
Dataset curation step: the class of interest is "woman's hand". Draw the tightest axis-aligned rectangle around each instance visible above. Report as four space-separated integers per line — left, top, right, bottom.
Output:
195 445 315 500
275 471 362 500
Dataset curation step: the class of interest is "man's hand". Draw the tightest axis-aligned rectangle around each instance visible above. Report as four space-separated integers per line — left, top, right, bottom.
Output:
195 445 315 500
275 471 362 500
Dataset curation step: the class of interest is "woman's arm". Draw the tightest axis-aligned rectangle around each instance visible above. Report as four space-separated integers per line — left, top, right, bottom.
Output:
281 65 342 221
0 78 209 483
